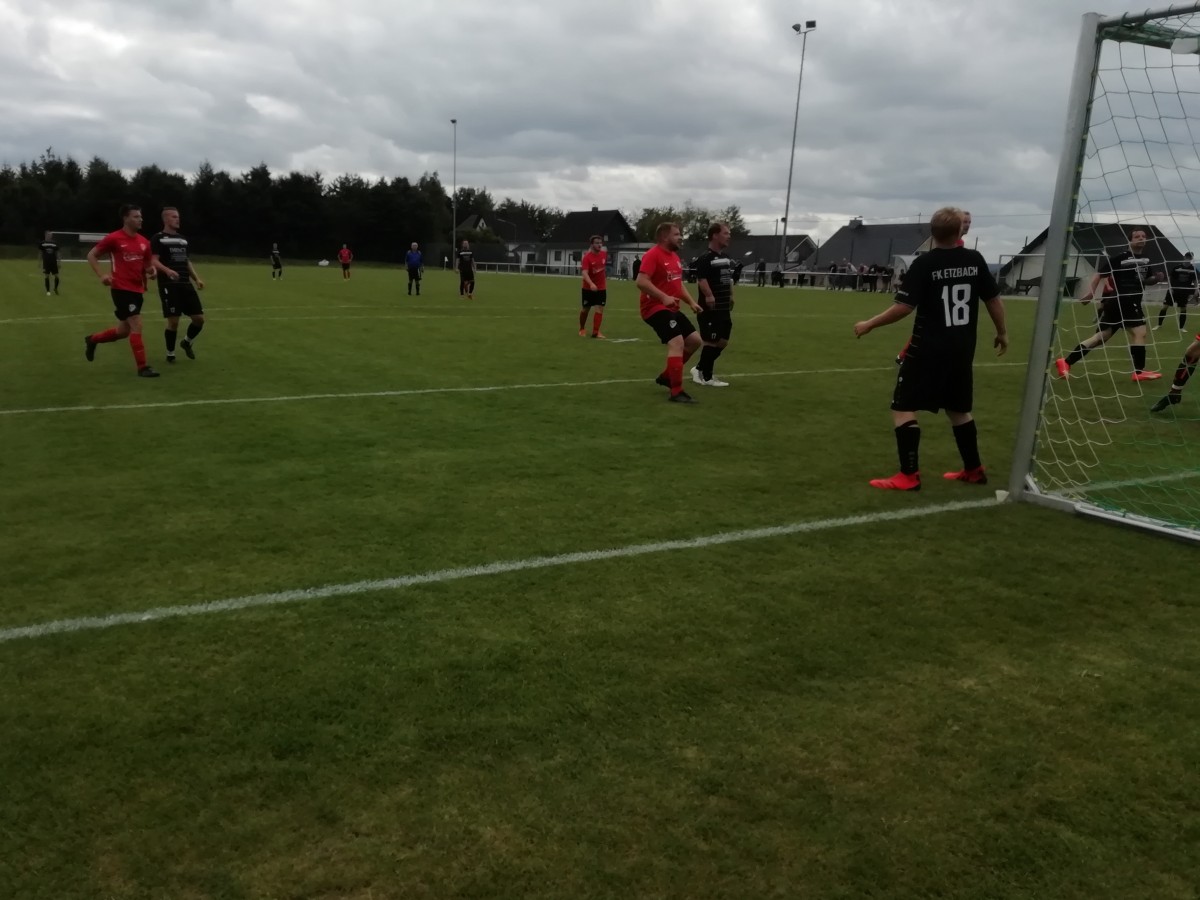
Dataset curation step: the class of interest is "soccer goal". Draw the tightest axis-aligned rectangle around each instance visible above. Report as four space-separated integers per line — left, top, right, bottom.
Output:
48 231 105 262
1011 3 1200 541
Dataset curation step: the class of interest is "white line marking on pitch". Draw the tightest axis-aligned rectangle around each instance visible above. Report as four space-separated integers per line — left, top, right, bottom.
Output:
0 363 1023 417
0 499 996 644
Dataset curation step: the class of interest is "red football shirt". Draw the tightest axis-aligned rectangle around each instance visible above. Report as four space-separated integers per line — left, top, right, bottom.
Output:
93 229 151 294
637 245 684 319
581 249 607 291
338 248 353 264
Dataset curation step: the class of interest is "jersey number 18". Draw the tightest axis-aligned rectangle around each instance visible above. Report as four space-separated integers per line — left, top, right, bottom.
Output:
941 284 971 327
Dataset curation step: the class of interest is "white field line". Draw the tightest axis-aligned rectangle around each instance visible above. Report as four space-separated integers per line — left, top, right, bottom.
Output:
0 499 997 644
0 306 908 326
0 362 1025 417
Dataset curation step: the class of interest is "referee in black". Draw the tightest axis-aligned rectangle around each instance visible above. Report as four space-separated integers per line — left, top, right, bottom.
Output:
691 222 735 387
39 231 60 295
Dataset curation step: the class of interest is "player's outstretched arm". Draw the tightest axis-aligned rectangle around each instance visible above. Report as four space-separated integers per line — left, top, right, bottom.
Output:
984 295 1009 356
853 301 913 338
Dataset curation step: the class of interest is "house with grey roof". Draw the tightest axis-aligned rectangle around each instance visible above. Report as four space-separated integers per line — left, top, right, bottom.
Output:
998 222 1187 298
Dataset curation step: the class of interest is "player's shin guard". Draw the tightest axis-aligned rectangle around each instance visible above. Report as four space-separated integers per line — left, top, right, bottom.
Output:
53 276 59 291
1173 359 1196 391
165 328 178 354
186 321 204 343
896 421 920 475
579 309 588 330
667 356 684 397
89 328 121 344
592 311 603 335
952 419 982 470
129 333 148 369
697 346 717 380
43 276 50 293
1130 344 1148 374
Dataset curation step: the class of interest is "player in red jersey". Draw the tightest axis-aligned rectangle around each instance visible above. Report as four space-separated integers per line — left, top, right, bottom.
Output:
338 244 353 279
636 222 704 403
897 210 971 365
579 235 608 338
83 204 172 378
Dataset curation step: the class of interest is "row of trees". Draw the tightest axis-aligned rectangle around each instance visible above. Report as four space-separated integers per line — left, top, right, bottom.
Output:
0 149 753 261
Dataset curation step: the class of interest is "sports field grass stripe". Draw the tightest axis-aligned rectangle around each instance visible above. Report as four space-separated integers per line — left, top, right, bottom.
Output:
0 499 996 644
0 363 1024 417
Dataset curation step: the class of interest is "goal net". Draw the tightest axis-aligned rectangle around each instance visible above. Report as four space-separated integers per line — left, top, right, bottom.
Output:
48 231 105 262
1012 4 1200 541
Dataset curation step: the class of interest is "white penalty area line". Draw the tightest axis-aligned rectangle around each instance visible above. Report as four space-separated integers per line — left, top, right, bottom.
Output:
0 362 1024 417
0 499 997 644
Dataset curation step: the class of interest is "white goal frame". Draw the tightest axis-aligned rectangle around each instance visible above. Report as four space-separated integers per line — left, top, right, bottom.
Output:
47 231 106 262
1009 2 1200 542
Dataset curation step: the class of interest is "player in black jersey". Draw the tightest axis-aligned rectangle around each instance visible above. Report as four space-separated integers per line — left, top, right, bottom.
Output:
39 231 60 295
691 222 735 387
854 207 1008 491
270 243 283 280
1056 229 1163 381
457 240 476 299
150 207 206 363
1156 251 1195 332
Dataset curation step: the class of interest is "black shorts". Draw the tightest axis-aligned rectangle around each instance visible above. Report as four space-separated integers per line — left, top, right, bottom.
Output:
1166 288 1193 307
42 262 59 276
892 352 973 414
111 289 145 322
581 288 607 308
697 309 733 342
408 266 422 281
643 309 697 344
159 281 203 318
271 260 282 270
1098 297 1145 330
459 271 475 285
341 263 351 272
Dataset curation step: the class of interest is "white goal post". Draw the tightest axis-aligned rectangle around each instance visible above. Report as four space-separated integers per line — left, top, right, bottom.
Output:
47 231 106 262
1010 3 1200 541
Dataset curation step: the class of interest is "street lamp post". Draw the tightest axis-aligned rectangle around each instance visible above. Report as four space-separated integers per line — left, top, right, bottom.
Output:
779 20 816 276
451 118 458 259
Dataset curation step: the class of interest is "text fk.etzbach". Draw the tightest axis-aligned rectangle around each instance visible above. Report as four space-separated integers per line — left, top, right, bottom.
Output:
933 267 979 280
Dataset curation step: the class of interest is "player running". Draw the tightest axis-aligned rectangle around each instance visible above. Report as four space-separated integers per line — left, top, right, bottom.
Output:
270 243 283 280
854 207 1008 491
1150 335 1200 412
692 222 735 387
39 231 60 296
338 244 353 280
579 235 607 338
458 240 476 299
1055 228 1162 381
83 204 171 378
636 222 704 404
406 242 424 296
1156 251 1195 332
150 207 207 364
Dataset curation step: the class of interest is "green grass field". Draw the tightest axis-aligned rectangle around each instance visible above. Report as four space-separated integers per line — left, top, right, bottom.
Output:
2 259 1199 899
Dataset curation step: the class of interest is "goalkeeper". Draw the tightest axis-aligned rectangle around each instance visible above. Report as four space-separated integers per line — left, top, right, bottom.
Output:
1150 336 1200 412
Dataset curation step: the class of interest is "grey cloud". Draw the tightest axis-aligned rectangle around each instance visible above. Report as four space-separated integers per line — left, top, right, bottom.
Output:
0 0 1166 258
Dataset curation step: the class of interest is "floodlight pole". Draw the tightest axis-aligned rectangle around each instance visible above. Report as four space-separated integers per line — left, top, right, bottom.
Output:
780 21 816 275
451 118 458 256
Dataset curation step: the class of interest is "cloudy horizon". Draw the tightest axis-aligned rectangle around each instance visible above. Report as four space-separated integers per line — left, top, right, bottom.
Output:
1 0 1190 259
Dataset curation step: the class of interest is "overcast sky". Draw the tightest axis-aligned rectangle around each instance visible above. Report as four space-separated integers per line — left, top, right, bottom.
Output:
0 0 1185 259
